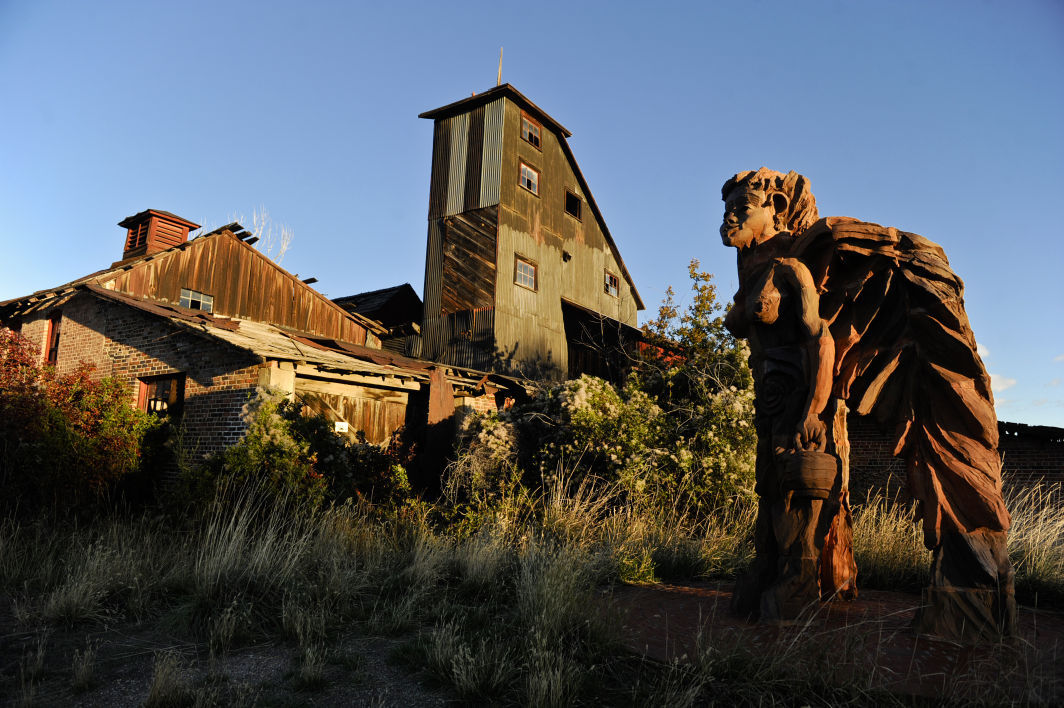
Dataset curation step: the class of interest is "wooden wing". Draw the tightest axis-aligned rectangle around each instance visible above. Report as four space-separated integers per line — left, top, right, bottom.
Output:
792 218 1010 546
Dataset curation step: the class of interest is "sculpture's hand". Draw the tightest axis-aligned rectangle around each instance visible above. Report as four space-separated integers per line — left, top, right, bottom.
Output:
795 415 826 452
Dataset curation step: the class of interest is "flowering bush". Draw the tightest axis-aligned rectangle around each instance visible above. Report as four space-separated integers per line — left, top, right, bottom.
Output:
0 328 159 509
453 262 756 512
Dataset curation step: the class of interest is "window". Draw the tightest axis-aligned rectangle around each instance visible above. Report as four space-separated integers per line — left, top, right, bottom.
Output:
519 162 539 195
45 311 62 365
565 190 582 220
179 288 214 313
604 270 620 297
521 114 541 148
138 373 186 418
515 256 537 291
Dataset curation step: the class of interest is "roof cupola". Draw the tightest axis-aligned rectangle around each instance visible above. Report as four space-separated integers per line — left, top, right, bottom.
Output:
118 209 200 260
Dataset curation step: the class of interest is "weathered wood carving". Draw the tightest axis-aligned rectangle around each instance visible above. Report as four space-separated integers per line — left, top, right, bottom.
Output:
721 168 1015 642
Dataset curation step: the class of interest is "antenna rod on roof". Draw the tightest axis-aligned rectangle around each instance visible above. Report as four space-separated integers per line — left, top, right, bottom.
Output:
497 47 503 86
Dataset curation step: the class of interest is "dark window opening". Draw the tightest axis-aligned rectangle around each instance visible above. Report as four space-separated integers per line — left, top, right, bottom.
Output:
45 312 62 365
138 373 186 418
565 191 582 220
604 271 620 297
179 288 214 313
521 115 541 148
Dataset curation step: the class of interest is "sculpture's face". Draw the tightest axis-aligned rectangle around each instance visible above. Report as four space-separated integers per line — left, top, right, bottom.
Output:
721 188 778 249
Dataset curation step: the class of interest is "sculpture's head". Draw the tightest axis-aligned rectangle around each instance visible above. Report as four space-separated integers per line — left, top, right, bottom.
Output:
720 168 819 249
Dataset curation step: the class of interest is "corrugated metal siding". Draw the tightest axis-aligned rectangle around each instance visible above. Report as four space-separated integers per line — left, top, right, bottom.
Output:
422 218 445 359
428 121 450 219
426 98 503 220
445 113 469 216
442 308 496 370
480 99 504 207
463 106 484 211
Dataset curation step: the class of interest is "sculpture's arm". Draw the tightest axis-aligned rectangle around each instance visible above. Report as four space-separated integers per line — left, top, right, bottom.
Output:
774 258 834 451
724 293 748 339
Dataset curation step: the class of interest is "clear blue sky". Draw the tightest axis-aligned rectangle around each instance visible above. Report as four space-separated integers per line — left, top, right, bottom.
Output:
2 0 1062 426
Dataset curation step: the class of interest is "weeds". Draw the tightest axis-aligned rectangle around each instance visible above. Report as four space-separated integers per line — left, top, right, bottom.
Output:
0 471 1060 704
70 640 97 692
144 650 192 708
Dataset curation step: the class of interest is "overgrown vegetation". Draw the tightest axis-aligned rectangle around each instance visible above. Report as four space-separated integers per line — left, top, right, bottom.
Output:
1 260 1061 705
182 396 413 509
0 329 159 511
1 473 1061 704
454 260 756 514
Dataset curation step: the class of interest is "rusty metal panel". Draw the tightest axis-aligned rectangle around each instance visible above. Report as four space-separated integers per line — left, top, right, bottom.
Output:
479 98 503 207
445 113 469 216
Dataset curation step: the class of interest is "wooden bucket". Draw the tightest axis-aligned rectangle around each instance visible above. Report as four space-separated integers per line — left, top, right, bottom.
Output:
782 450 838 499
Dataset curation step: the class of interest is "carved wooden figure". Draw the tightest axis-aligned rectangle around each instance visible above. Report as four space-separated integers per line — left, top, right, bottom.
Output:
721 169 1015 642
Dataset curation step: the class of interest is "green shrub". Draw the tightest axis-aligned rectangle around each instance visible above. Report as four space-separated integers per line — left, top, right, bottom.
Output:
183 394 412 509
451 261 755 515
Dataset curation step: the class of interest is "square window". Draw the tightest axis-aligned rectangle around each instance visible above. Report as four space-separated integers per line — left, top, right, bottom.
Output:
604 271 620 297
519 162 539 195
521 115 541 148
138 373 186 418
179 287 214 313
565 191 582 220
515 256 537 291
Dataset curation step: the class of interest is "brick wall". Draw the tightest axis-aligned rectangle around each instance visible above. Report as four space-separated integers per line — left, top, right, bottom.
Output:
847 413 1064 502
20 293 264 459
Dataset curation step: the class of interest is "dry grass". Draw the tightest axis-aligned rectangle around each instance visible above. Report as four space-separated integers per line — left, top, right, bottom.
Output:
0 474 1061 705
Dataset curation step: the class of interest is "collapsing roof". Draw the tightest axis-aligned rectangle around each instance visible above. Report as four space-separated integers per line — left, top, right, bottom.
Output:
74 283 521 396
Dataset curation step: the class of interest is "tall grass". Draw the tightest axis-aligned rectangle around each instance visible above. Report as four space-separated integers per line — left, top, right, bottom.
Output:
1006 481 1064 602
1 473 1061 704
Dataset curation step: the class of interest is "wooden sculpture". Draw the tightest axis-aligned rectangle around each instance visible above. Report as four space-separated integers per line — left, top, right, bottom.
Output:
721 168 1015 642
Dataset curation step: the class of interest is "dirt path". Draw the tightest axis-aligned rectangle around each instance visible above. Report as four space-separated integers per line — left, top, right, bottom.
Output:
612 581 1064 702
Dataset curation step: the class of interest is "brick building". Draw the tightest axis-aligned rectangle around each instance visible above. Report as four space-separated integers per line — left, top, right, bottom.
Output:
0 211 512 462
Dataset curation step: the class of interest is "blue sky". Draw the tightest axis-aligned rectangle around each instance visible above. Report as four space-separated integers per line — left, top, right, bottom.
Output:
2 0 1062 426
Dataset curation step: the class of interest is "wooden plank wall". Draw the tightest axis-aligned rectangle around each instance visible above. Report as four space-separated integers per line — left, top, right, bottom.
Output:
102 234 369 345
298 382 410 445
440 207 497 313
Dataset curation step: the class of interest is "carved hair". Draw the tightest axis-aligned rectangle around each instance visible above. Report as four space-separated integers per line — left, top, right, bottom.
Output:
721 168 819 236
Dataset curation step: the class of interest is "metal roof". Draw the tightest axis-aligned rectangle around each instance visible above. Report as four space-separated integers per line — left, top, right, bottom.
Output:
419 84 572 138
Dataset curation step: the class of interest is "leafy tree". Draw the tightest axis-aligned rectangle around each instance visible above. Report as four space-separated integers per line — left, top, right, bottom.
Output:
631 259 756 505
